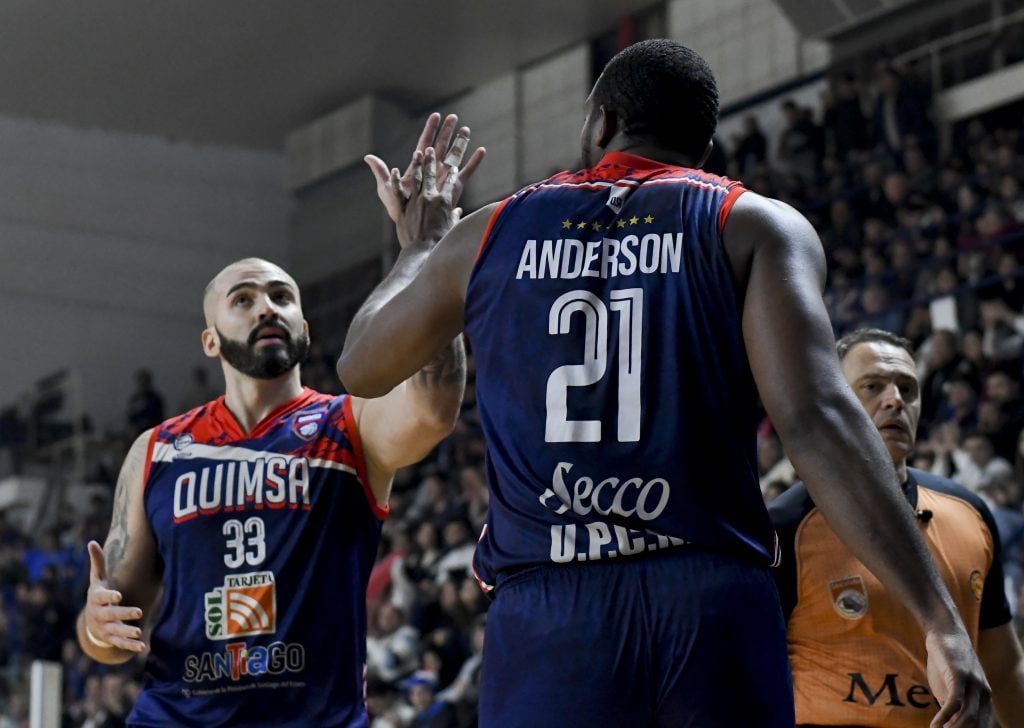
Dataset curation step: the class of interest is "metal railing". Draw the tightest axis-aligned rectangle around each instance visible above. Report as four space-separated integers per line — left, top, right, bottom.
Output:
894 6 1024 92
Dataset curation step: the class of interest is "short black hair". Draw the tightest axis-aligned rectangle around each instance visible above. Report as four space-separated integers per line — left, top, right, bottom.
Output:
836 328 914 361
592 39 718 162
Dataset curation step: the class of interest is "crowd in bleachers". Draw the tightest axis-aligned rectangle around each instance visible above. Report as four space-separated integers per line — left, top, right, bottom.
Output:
0 58 1022 726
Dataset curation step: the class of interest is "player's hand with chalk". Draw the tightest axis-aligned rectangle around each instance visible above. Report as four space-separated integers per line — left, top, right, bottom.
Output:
81 540 147 656
364 112 485 247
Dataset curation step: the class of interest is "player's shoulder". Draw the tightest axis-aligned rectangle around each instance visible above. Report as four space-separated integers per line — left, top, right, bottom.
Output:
767 482 815 531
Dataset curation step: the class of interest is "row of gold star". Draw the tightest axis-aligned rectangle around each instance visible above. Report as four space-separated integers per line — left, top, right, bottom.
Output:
561 214 655 232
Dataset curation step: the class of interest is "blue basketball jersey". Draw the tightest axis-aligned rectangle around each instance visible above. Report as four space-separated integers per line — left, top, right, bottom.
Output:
128 389 384 727
465 152 774 589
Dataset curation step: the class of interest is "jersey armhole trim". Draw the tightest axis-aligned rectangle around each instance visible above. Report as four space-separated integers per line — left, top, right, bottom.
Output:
141 428 159 493
717 185 747 235
789 507 818 624
474 197 512 261
343 395 390 521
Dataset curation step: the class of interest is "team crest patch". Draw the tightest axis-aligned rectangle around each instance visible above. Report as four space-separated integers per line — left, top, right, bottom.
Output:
174 433 194 451
204 571 277 640
970 570 984 601
829 575 869 619
292 411 325 441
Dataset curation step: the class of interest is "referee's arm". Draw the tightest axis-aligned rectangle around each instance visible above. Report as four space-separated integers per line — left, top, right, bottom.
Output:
978 623 1024 727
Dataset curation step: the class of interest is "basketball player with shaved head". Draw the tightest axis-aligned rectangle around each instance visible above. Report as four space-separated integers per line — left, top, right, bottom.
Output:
76 115 483 727
340 40 989 726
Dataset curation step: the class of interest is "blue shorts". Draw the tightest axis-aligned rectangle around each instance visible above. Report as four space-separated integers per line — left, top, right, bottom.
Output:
479 549 793 728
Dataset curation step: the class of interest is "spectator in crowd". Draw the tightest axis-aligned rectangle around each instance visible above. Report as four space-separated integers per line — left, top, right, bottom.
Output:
124 369 163 435
823 73 867 159
932 427 1014 492
367 602 422 685
175 365 218 413
731 115 767 177
778 99 820 183
981 298 1024 364
920 330 978 425
756 422 796 495
983 369 1024 459
872 64 932 156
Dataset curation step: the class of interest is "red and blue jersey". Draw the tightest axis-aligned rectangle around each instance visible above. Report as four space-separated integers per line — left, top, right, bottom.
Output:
128 389 384 728
465 152 773 589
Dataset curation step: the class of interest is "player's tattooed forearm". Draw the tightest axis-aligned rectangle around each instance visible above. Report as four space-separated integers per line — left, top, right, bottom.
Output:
106 440 141 573
416 337 466 389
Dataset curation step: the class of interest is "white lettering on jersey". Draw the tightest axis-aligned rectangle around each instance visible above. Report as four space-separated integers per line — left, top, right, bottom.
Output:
515 234 684 280
539 461 685 563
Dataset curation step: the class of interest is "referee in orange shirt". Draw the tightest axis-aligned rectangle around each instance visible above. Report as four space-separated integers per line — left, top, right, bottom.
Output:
770 328 1024 727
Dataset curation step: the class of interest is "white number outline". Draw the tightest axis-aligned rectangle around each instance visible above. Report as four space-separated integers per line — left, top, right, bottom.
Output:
545 288 643 443
222 516 266 568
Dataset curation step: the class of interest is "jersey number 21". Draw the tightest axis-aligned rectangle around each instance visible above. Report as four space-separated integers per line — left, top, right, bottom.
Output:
545 288 643 443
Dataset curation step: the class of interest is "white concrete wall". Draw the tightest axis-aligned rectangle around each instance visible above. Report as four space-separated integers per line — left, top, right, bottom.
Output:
521 45 589 182
0 116 290 431
668 0 830 106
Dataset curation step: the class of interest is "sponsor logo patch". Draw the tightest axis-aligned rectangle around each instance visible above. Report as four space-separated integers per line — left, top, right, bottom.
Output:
829 575 869 619
204 571 276 640
292 411 325 441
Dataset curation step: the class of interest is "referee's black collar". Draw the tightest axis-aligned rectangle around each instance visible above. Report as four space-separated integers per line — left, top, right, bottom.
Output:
902 469 919 511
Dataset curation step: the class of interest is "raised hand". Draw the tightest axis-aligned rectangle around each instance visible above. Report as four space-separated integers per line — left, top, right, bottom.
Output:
364 113 486 246
83 540 146 654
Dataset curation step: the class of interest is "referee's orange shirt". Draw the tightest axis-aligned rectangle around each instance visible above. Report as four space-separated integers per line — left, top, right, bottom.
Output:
769 469 1010 728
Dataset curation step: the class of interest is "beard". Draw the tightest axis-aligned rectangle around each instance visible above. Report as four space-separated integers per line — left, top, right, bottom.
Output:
216 322 309 380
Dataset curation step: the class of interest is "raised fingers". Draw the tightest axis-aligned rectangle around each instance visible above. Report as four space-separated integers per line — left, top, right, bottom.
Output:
422 148 438 192
443 128 470 170
414 113 442 156
458 146 487 192
433 114 459 161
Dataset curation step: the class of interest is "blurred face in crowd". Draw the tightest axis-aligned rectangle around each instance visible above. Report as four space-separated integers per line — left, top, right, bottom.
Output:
890 240 914 269
757 432 783 472
962 330 984 364
202 259 310 380
999 175 1020 201
883 172 908 206
376 603 402 635
945 380 975 410
410 683 435 712
997 252 1017 278
964 435 995 466
985 371 1017 404
978 400 1003 432
861 284 889 314
841 341 921 477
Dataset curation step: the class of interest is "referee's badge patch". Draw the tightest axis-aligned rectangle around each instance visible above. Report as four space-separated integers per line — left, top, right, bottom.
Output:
969 570 984 601
829 575 869 619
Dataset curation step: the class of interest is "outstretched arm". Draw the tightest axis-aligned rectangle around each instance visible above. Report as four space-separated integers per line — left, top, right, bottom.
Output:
77 429 161 664
340 114 487 504
725 191 990 728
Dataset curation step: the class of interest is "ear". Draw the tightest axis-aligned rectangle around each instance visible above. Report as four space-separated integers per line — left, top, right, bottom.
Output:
596 105 617 148
697 139 714 168
201 327 219 359
303 319 310 337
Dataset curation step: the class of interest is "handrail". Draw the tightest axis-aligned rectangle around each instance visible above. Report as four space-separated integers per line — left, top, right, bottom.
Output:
893 6 1024 68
